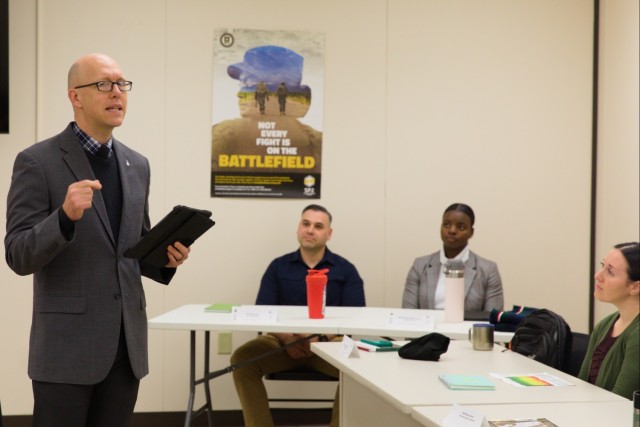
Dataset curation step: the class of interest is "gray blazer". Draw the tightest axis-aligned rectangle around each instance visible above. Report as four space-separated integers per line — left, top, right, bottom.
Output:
402 250 503 312
5 124 173 384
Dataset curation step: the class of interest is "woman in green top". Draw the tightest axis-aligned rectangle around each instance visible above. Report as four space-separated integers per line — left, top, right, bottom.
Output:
578 242 639 400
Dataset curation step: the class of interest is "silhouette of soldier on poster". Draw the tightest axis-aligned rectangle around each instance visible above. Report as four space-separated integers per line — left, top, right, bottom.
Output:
276 82 288 116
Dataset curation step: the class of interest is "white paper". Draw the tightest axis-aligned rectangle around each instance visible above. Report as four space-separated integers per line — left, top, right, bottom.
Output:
490 372 575 387
443 404 489 427
231 306 278 323
339 335 360 358
387 312 436 330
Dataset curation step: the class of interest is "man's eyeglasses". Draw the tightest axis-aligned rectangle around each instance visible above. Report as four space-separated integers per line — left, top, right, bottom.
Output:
74 81 133 92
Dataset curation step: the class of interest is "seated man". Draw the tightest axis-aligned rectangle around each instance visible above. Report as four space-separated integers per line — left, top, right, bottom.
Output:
231 204 365 427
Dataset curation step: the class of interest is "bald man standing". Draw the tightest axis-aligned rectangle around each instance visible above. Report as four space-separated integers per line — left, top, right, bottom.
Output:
5 54 190 426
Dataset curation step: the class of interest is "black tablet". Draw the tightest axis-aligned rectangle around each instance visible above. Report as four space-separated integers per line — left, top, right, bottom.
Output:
123 205 215 267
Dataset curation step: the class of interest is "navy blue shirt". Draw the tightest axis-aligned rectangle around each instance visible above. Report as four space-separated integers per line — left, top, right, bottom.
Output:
256 248 365 307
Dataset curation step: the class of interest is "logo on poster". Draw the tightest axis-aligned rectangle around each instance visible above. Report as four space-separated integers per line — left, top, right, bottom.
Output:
303 175 316 196
220 33 234 48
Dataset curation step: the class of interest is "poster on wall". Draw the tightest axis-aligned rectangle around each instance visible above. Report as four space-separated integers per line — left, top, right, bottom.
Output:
211 28 324 198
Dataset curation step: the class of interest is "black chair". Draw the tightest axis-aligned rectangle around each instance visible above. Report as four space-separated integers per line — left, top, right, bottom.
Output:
566 332 590 377
265 367 338 405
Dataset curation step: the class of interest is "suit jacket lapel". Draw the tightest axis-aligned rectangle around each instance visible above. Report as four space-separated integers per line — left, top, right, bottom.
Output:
113 139 137 252
464 252 478 298
426 253 440 306
59 130 114 245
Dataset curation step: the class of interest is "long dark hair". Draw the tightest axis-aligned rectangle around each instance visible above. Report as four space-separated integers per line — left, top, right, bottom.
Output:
614 242 640 282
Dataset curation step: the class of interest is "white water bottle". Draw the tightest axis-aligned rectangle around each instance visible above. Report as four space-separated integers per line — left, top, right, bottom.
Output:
444 260 465 323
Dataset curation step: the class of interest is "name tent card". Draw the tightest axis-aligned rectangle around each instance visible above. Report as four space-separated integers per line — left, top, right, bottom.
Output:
231 306 278 323
387 312 436 330
443 404 489 427
339 335 360 358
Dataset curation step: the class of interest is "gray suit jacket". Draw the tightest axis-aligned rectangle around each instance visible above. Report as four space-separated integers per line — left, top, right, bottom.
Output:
402 250 503 312
5 124 174 384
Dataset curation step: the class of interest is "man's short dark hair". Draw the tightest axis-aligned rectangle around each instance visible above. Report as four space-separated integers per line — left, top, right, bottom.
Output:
302 204 332 223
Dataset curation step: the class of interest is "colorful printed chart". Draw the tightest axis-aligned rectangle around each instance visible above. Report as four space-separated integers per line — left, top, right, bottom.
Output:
490 372 574 387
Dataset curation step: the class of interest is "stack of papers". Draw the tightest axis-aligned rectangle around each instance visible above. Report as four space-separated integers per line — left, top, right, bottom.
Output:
438 374 495 390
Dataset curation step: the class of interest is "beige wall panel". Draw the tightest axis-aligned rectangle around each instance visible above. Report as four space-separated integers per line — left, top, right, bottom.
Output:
160 0 388 412
594 0 640 321
385 0 594 330
0 0 37 415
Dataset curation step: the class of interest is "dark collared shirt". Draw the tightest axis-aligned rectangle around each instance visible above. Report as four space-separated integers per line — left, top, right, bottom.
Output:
256 248 365 307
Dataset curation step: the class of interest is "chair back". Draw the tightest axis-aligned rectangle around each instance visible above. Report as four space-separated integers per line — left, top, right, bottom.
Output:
566 332 590 376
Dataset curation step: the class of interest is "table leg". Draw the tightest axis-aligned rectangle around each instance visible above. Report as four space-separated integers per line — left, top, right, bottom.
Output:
184 331 216 427
181 329 311 426
203 331 214 426
185 330 196 427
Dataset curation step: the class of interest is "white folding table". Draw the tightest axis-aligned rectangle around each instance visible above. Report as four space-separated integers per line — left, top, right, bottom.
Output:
310 340 627 427
148 304 514 426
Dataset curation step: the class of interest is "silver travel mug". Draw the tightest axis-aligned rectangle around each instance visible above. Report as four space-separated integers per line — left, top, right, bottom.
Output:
468 323 494 351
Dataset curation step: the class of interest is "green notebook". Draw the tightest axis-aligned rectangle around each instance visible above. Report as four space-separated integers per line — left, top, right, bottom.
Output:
204 303 234 313
438 374 495 390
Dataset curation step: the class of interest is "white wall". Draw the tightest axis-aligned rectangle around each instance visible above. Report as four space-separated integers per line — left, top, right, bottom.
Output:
594 0 640 320
384 0 595 322
0 0 637 416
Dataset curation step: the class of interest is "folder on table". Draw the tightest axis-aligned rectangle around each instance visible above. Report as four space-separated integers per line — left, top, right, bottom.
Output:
438 374 495 390
124 205 215 268
204 303 234 313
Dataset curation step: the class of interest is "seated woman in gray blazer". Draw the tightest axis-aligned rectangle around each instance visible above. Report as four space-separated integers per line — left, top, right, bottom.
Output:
402 203 504 311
